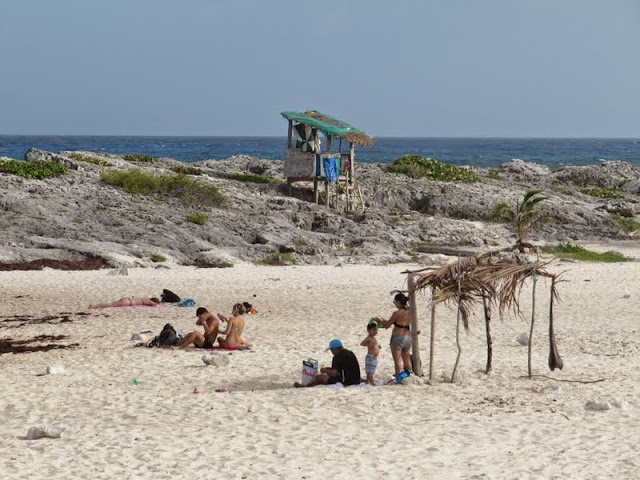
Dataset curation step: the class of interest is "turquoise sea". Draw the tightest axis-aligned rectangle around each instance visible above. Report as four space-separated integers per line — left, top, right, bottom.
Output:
2 136 640 169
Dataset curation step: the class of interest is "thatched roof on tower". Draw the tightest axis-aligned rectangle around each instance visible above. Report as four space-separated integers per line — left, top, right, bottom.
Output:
281 110 374 146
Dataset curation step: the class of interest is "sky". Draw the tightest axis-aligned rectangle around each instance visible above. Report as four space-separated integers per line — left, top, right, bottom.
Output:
1 0 639 138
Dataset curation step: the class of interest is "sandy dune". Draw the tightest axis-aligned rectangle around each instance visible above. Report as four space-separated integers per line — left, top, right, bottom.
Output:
1 249 639 479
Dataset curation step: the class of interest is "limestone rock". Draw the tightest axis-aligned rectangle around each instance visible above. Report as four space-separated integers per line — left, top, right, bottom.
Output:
46 365 65 375
27 423 76 439
202 353 230 367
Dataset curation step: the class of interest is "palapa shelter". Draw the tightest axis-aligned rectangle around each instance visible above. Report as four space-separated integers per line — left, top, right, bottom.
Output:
403 253 564 382
281 110 373 211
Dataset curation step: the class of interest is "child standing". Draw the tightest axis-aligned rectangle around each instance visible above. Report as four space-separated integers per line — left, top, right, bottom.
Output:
360 322 381 385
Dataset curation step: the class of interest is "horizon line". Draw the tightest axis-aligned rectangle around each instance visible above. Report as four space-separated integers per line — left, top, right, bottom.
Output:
1 134 639 140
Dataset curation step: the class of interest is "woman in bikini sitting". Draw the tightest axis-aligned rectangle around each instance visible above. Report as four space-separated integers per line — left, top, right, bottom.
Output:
376 292 412 377
216 303 252 349
89 296 160 309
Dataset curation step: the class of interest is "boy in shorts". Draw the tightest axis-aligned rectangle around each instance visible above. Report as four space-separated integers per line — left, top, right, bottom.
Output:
360 322 381 385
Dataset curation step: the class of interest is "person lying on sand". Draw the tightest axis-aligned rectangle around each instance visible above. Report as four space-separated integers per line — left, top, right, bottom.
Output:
171 308 219 350
217 303 252 348
89 296 160 309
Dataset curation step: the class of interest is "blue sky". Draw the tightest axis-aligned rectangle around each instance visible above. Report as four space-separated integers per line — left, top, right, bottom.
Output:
1 0 639 137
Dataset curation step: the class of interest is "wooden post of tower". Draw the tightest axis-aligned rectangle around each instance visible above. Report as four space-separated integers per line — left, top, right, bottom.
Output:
287 120 293 196
325 136 332 208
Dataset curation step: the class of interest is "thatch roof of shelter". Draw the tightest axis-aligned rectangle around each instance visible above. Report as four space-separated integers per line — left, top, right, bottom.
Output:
413 254 560 328
281 110 374 147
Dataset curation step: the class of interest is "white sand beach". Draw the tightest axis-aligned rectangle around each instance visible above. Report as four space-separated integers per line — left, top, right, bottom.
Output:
1 246 639 479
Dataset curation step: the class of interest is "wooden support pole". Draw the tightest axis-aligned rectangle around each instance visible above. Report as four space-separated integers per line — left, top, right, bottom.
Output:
483 294 493 374
528 275 537 378
408 274 423 376
287 121 293 149
451 277 463 383
325 181 329 209
314 177 319 204
349 142 355 179
349 142 355 211
429 286 436 381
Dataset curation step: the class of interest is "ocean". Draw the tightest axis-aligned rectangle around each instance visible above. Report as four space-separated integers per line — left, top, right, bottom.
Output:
2 135 640 169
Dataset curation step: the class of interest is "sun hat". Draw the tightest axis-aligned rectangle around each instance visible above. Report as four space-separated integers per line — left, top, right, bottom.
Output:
325 339 343 351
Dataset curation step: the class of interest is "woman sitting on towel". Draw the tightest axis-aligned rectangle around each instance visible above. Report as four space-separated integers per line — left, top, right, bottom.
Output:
216 303 251 348
89 296 161 309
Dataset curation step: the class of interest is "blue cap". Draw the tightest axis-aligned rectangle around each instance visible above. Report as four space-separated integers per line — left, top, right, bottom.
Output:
325 339 343 351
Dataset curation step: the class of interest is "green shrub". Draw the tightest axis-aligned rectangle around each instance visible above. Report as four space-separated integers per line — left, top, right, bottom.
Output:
171 165 203 176
67 153 112 167
611 214 640 234
541 243 629 262
123 154 157 163
186 213 208 225
100 169 226 207
219 173 283 184
151 254 167 263
0 160 67 179
486 169 504 180
386 155 479 183
580 187 624 199
571 178 588 187
253 253 295 266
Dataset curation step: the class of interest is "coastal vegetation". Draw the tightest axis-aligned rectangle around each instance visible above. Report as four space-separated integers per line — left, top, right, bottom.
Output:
186 213 208 225
150 254 167 263
253 252 295 266
542 243 630 262
490 189 554 250
171 165 203 176
218 172 283 184
611 214 640 234
100 169 226 207
580 187 624 199
486 169 504 180
67 153 113 167
0 159 67 179
123 154 157 163
386 155 480 183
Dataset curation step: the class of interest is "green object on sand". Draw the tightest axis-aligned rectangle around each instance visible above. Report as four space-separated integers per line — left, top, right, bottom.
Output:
132 378 139 385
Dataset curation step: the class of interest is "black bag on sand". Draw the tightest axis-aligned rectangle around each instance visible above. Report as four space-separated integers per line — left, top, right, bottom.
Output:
148 323 180 347
160 289 181 303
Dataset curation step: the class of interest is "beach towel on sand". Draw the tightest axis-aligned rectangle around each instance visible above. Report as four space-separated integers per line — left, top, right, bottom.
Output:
195 345 251 352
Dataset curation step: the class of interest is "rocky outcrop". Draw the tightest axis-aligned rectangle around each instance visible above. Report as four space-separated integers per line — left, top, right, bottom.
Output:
1 151 639 268
25 148 82 171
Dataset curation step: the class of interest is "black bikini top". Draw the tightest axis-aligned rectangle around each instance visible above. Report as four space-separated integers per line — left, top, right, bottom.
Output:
394 322 410 330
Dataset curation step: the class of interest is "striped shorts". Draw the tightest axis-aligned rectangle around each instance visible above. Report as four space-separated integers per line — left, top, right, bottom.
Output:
365 354 378 376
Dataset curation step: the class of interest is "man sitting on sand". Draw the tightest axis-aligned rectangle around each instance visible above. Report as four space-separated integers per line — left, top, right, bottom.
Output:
294 339 361 388
171 308 219 350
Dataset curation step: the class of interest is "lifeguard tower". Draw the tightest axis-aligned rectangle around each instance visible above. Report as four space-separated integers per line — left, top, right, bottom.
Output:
281 110 373 211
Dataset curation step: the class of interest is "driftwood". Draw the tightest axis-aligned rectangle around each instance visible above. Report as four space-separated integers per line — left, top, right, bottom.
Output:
529 375 604 384
414 245 480 257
